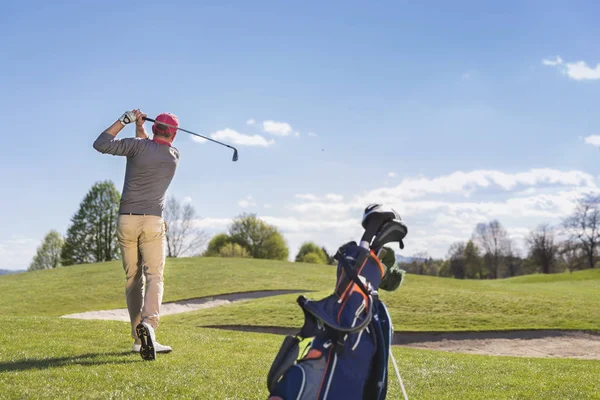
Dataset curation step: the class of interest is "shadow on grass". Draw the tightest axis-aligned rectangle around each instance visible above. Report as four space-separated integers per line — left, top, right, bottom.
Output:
0 351 137 372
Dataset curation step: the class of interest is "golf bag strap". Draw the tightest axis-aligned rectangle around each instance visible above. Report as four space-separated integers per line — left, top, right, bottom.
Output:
336 249 372 298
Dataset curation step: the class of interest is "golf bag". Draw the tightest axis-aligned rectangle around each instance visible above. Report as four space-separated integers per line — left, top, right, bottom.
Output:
267 241 402 400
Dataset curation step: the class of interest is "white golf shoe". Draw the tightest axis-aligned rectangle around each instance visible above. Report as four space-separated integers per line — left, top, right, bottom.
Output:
135 322 172 360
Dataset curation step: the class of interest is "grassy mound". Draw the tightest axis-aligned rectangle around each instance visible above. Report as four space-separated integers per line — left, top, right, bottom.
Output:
1 257 598 332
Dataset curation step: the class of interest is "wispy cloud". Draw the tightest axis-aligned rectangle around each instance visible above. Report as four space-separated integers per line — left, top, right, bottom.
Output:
193 128 274 147
388 172 397 178
584 135 600 146
308 132 317 137
0 236 40 271
263 120 293 136
542 56 600 80
246 119 255 126
295 193 319 201
542 56 563 66
238 195 257 208
283 168 598 258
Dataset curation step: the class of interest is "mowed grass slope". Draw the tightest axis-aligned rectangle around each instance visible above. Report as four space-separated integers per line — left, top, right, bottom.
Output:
171 264 600 332
1 316 599 400
1 259 600 399
1 258 599 332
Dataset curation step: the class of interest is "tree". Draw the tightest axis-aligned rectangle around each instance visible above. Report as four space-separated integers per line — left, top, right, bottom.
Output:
447 242 467 279
218 243 249 258
563 194 600 269
28 230 64 271
302 252 327 264
504 239 522 277
463 240 483 279
321 246 335 264
163 196 209 257
228 213 289 260
296 242 328 264
473 220 510 279
526 224 559 274
203 233 232 257
558 239 585 273
61 180 120 266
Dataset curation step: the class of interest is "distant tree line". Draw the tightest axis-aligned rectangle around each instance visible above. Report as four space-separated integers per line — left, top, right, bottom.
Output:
27 181 600 276
400 194 600 279
28 180 211 271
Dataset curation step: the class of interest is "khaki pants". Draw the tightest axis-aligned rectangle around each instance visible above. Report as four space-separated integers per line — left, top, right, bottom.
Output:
116 214 167 339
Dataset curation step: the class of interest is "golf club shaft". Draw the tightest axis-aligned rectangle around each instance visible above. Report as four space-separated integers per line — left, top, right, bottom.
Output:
143 117 238 152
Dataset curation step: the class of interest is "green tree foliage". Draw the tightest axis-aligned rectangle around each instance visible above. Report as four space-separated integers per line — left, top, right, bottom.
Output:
28 230 64 271
218 243 249 258
464 240 484 279
228 213 289 260
301 252 327 264
447 242 467 279
295 242 328 264
61 180 121 266
204 234 232 256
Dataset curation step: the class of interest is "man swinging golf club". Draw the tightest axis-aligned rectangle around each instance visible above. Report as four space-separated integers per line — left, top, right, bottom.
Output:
93 109 180 361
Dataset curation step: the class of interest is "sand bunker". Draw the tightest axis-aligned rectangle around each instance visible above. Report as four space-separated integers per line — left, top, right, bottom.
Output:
60 290 306 322
203 325 600 360
60 291 600 360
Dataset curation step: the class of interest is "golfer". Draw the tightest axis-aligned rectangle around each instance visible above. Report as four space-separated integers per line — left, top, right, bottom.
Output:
93 109 180 360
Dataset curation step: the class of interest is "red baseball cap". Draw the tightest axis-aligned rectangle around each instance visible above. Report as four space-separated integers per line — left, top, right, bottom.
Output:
152 112 179 138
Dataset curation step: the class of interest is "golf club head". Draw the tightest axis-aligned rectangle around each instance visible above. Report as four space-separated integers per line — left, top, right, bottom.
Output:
232 148 239 162
370 219 408 252
360 204 400 246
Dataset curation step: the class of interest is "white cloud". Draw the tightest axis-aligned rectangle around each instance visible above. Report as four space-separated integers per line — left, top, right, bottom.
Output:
193 129 274 147
325 193 344 202
294 132 300 137
388 172 397 178
542 56 600 80
564 61 600 80
183 196 193 203
212 129 275 147
0 236 40 271
542 56 563 66
283 168 598 259
308 132 317 137
246 119 255 125
263 120 293 136
238 195 257 208
295 193 319 201
584 135 600 146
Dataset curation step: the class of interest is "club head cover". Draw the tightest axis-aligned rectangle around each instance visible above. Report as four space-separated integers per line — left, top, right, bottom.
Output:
380 265 406 292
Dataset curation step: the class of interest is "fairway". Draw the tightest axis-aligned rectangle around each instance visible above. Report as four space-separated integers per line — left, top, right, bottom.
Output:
1 258 599 399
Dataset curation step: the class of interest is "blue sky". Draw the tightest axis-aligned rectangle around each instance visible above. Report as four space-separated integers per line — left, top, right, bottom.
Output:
1 0 600 270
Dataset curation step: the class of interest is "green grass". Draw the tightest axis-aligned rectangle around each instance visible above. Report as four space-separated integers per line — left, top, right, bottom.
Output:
2 258 598 332
1 316 598 400
1 258 599 399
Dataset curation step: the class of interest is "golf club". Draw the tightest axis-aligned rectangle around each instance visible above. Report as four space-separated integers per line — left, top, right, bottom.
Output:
143 117 239 162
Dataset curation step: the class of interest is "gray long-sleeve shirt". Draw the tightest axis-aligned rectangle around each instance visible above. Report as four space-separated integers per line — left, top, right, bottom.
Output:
93 132 180 217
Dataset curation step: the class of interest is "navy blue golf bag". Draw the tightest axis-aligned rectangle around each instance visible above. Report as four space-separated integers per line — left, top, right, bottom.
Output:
267 242 395 400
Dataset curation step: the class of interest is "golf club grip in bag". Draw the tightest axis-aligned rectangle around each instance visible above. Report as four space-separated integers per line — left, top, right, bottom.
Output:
267 243 393 400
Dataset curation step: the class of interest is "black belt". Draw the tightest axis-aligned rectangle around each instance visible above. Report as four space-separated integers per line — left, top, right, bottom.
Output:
119 212 148 216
